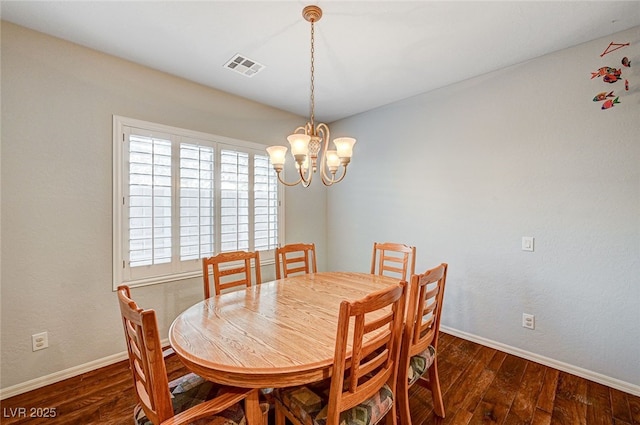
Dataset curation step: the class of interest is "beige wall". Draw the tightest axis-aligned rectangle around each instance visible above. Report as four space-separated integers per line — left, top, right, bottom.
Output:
0 21 327 391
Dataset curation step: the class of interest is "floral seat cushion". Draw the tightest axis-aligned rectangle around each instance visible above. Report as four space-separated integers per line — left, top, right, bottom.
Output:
134 373 247 425
407 345 436 386
274 378 393 425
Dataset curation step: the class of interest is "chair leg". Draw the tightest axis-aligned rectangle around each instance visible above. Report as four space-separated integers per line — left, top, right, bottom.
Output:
397 375 412 425
385 404 398 425
275 403 285 425
427 359 445 418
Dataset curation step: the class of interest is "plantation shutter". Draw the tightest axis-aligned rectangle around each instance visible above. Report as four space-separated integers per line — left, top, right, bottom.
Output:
179 142 215 261
127 131 173 269
254 154 279 251
115 117 281 288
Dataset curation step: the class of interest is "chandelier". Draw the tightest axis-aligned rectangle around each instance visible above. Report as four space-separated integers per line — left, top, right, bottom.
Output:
266 5 356 187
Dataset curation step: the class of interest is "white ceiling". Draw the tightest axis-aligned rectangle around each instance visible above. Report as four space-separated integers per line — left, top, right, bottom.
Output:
2 1 639 122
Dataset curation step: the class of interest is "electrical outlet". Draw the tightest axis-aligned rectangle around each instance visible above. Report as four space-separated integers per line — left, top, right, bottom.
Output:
32 332 48 351
522 237 534 252
522 313 535 330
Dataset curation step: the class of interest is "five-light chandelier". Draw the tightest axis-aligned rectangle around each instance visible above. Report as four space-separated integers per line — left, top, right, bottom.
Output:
266 5 356 187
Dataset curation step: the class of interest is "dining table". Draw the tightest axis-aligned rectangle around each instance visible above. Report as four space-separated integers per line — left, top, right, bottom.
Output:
168 271 401 425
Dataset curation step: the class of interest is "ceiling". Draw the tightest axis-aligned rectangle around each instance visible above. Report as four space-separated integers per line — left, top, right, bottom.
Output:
2 1 639 122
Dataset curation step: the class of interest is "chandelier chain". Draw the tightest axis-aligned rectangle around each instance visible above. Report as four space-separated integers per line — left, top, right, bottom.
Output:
310 19 315 130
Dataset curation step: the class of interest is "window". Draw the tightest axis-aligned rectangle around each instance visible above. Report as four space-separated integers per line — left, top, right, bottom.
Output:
113 116 281 288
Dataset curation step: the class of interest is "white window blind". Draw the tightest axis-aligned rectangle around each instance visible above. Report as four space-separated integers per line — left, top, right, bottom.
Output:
220 149 249 252
179 143 215 261
128 133 173 268
254 154 279 251
113 116 282 289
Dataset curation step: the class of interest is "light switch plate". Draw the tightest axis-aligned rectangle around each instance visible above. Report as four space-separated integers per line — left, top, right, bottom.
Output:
522 236 534 252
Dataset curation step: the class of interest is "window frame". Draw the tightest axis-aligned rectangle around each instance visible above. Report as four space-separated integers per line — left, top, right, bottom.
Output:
112 115 284 290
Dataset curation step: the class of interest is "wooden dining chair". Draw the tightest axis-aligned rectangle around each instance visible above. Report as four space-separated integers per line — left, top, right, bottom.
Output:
202 250 262 298
275 243 317 279
116 285 266 425
397 263 448 422
370 242 416 281
274 280 407 425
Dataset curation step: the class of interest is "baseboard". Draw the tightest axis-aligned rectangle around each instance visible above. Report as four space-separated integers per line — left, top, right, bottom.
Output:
441 326 640 397
3 331 639 400
0 338 169 400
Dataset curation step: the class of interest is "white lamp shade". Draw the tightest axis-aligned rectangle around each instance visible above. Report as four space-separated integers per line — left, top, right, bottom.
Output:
287 134 311 156
334 137 356 158
266 146 288 166
325 150 340 168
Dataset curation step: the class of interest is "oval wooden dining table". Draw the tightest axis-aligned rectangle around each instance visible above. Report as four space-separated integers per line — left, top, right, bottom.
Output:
169 271 400 425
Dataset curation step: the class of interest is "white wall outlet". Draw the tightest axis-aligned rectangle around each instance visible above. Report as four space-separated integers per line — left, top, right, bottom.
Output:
32 332 48 351
522 236 534 252
522 313 535 330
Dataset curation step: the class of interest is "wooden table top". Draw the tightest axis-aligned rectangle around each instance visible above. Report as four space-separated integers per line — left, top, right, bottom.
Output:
169 271 400 388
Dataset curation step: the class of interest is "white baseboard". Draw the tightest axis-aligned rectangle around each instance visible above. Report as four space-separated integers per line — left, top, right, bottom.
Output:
0 352 128 400
441 326 640 397
0 338 169 400
2 332 639 399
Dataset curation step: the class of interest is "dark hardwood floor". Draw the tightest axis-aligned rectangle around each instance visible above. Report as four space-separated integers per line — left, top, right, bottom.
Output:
1 333 638 424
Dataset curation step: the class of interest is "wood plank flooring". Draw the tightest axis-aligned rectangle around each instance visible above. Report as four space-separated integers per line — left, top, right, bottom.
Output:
1 333 638 424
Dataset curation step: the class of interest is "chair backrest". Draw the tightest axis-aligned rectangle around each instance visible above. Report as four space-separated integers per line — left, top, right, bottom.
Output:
404 263 448 358
326 280 407 424
117 285 173 424
203 250 262 298
370 242 416 281
275 243 317 279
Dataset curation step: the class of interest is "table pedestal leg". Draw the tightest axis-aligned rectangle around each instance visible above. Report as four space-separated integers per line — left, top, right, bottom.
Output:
245 389 265 425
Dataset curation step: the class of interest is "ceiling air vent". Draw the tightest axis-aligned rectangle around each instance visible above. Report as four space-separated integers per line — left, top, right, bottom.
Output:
224 54 265 77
